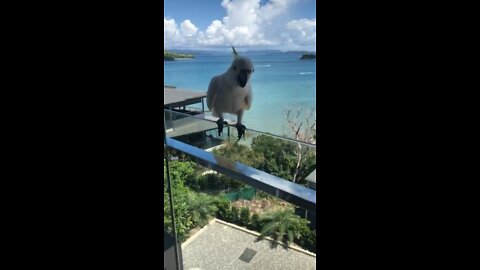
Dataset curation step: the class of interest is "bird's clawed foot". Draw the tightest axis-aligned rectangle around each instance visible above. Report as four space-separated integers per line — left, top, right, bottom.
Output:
216 118 228 136
236 124 246 140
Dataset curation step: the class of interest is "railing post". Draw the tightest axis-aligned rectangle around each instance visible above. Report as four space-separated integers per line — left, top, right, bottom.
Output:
164 114 184 270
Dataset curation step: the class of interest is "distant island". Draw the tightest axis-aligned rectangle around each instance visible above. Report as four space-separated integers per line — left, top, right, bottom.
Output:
300 53 316 60
164 50 195 61
245 49 282 54
286 51 315 54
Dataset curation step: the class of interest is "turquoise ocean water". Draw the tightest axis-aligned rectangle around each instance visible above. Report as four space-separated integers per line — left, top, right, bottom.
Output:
164 51 316 137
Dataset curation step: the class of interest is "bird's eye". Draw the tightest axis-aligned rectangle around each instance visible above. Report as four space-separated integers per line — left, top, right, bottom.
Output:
233 66 236 70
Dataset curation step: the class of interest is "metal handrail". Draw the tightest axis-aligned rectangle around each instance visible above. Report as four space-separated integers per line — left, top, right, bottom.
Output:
164 108 317 148
165 137 316 212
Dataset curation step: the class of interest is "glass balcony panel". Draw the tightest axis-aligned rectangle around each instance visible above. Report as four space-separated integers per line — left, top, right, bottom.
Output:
164 108 316 269
164 151 316 270
164 109 316 182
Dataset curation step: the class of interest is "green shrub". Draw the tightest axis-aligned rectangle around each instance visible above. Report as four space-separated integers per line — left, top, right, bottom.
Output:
212 134 316 184
163 177 193 242
295 226 316 253
251 135 297 180
214 196 232 221
199 173 244 191
205 173 224 190
213 140 264 168
185 172 208 191
305 229 316 252
249 213 262 231
231 206 240 223
239 207 251 226
168 160 196 186
251 135 316 183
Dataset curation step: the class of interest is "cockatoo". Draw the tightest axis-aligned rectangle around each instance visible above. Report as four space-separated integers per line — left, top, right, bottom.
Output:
207 47 254 140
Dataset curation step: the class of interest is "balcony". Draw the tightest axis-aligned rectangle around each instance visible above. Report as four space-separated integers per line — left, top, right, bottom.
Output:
164 105 316 269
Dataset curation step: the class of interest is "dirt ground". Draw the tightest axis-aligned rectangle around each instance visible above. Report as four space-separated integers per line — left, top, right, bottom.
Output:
231 198 292 215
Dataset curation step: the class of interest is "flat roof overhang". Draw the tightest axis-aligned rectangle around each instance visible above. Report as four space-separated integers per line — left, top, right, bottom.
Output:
164 86 207 108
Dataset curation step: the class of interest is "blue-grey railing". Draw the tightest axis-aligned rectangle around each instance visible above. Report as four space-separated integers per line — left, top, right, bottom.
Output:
164 108 317 148
164 137 316 212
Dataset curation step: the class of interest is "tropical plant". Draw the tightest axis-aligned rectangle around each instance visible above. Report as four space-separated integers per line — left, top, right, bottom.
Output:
187 192 219 227
256 208 310 249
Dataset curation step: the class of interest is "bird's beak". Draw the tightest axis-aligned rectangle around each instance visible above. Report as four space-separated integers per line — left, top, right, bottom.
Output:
237 70 249 88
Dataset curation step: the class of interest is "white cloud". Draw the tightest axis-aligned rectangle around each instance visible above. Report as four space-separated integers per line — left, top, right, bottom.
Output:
164 18 178 42
221 0 260 28
206 20 223 37
180 20 198 37
164 0 315 50
285 18 316 45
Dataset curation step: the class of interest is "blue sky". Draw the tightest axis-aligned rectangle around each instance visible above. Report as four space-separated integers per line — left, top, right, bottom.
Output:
164 0 316 51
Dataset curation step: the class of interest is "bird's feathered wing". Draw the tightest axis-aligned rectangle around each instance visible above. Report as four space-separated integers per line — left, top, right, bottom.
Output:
245 89 252 110
206 77 217 111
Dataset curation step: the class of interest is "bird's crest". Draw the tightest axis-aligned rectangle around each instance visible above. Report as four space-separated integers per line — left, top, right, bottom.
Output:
231 46 239 58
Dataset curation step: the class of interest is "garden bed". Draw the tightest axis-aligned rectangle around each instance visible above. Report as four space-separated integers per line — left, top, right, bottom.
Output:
231 198 292 215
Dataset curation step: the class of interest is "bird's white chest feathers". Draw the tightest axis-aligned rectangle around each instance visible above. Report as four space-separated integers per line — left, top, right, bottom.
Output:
215 83 250 114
